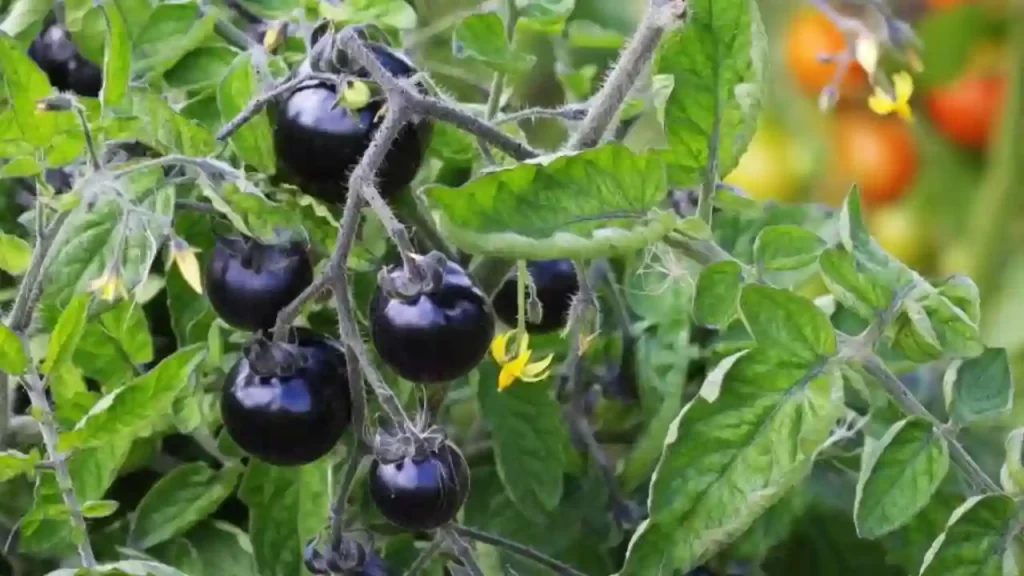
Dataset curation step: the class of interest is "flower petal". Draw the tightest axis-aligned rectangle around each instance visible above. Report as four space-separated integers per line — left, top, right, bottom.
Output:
498 364 519 391
490 331 512 363
521 353 554 379
498 351 532 391
854 36 880 76
893 71 914 103
896 103 914 122
867 93 895 116
516 332 531 357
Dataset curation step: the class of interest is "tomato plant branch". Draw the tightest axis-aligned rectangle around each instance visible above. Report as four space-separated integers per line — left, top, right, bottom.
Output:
441 527 485 576
567 0 685 151
405 537 445 575
329 356 369 545
334 28 539 161
451 525 589 576
494 105 588 126
22 372 96 567
215 72 341 142
859 355 1000 494
328 164 414 431
271 277 331 343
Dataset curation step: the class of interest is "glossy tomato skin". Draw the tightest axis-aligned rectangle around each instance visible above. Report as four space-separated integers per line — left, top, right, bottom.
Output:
368 441 469 531
491 260 579 334
926 75 1004 150
274 43 432 204
221 329 351 466
205 236 314 333
369 261 495 383
28 20 102 97
833 112 918 207
785 8 867 99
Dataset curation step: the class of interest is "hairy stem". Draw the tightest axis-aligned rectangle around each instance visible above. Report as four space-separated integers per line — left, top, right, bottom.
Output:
477 0 518 160
567 0 685 151
328 171 413 431
73 106 101 173
442 527 484 576
272 277 331 343
334 29 538 162
559 261 596 398
216 72 340 142
451 525 588 576
24 374 96 567
860 356 1000 494
404 537 446 575
495 105 588 126
330 347 368 544
8 207 70 334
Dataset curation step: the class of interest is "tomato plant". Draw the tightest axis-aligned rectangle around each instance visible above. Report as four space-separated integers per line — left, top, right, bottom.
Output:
832 111 919 207
0 1 1019 576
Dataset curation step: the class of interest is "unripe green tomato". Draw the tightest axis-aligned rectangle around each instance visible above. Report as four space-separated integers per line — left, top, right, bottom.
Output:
723 122 810 203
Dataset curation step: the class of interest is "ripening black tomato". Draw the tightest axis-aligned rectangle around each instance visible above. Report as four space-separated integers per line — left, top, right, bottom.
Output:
369 261 494 383
205 235 314 333
28 19 102 97
221 329 351 466
492 259 578 334
272 43 432 204
368 441 469 531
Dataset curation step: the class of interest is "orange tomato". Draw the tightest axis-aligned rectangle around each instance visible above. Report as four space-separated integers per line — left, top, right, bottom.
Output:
832 112 919 208
785 8 867 99
926 74 1004 150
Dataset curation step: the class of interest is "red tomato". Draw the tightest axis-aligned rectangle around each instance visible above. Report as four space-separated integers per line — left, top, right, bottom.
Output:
925 74 1004 150
785 8 868 99
832 112 919 208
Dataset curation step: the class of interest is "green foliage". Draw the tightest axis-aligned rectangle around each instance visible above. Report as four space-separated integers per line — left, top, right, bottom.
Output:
0 1 1020 575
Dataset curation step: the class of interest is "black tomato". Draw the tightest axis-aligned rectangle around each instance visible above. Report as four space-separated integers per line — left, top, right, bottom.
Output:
272 43 432 204
28 19 102 97
491 259 579 334
369 261 494 383
221 329 351 466
205 235 314 333
368 441 469 531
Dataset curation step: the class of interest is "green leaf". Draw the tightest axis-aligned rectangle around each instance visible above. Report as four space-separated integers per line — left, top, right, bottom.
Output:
133 5 218 78
424 144 675 259
45 560 189 576
61 345 206 450
74 300 154 388
477 363 566 519
130 462 243 549
919 494 1017 576
0 155 42 177
818 246 896 318
753 225 827 271
915 3 986 89
218 52 276 174
889 300 944 363
124 92 218 156
187 520 260 576
21 437 133 554
150 537 202 576
692 260 742 328
0 31 58 147
619 348 844 574
0 0 54 39
240 459 330 576
517 0 574 33
319 0 418 30
739 284 836 364
854 418 949 539
81 499 119 518
1001 428 1024 496
654 0 765 186
453 13 536 74
936 274 981 326
943 347 1013 425
99 1 130 108
42 293 92 376
0 231 32 274
164 46 239 90
881 482 964 575
0 449 41 481
0 323 28 374
566 20 626 49
38 186 173 327
919 291 984 359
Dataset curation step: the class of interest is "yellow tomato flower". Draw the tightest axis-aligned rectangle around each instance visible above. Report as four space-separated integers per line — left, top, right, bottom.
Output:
868 71 914 122
88 267 128 302
490 331 554 391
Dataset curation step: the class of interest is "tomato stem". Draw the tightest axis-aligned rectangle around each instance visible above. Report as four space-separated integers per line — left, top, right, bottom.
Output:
567 0 685 152
451 524 590 576
516 259 528 335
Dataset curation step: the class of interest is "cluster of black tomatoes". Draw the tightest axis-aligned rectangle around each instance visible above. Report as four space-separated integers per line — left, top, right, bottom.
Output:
25 15 586 571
